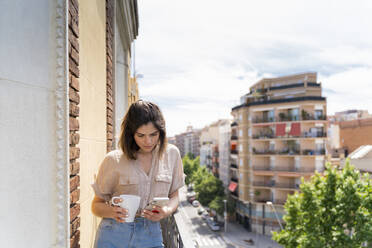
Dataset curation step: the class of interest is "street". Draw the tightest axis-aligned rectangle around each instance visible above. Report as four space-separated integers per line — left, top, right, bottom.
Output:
177 187 233 247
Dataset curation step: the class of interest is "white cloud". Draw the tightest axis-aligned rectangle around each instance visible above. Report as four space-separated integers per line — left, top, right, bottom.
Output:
136 0 372 136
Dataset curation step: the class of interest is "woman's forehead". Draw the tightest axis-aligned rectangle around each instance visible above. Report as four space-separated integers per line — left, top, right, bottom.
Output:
136 122 158 134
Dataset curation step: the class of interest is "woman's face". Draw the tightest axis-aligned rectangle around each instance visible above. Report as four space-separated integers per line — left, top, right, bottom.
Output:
134 122 160 153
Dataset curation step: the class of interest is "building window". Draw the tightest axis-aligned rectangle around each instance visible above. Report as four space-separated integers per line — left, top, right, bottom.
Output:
239 129 243 137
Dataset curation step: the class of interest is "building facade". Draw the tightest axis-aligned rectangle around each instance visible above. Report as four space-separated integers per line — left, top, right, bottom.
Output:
0 1 138 247
173 125 201 158
230 72 327 235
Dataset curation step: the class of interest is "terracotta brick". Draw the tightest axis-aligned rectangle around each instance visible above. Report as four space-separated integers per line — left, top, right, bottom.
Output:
107 131 113 141
70 74 79 91
70 189 80 205
70 161 80 175
69 29 79 52
70 132 80 145
70 146 80 160
107 124 113 133
70 217 80 236
70 230 80 248
69 87 80 104
70 102 79 117
70 46 79 66
69 57 79 77
69 117 79 131
70 175 80 193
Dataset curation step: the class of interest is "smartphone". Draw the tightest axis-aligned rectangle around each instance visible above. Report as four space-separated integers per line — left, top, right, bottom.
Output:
145 197 169 213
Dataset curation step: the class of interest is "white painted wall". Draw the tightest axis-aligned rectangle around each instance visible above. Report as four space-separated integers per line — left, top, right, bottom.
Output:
0 1 68 247
114 16 129 146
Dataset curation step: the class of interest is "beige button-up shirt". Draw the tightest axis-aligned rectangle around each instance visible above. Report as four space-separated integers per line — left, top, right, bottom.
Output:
92 144 185 210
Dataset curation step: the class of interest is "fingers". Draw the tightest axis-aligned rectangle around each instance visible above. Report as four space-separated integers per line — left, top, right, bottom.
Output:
142 206 164 221
112 206 128 223
112 198 123 204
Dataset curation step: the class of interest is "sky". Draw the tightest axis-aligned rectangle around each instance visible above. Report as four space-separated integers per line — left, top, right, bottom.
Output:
135 0 372 137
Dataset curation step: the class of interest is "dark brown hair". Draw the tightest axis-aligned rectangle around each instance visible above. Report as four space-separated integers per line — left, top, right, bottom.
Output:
119 100 167 160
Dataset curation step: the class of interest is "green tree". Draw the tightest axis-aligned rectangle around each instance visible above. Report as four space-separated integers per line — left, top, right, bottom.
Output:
194 172 224 206
273 160 372 248
208 196 235 216
183 154 199 185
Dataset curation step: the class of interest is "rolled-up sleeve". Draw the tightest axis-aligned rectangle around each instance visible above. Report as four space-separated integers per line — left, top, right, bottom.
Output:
91 155 117 202
169 147 185 195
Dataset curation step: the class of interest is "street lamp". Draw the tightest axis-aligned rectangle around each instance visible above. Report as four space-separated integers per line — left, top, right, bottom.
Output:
223 199 227 232
266 201 283 230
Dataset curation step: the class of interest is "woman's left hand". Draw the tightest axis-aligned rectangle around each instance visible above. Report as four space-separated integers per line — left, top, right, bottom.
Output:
142 205 171 222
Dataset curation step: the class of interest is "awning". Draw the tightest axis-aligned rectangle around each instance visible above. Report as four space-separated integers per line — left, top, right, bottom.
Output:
228 182 238 192
276 123 286 136
289 123 301 136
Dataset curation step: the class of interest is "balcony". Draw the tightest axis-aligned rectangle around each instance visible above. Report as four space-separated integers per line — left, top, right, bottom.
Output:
230 163 238 169
274 198 287 205
252 131 327 140
231 135 238 140
253 181 275 188
161 213 187 247
253 165 316 174
231 121 238 127
253 181 298 190
252 148 325 156
302 149 325 155
275 183 298 190
231 177 239 183
231 149 238 154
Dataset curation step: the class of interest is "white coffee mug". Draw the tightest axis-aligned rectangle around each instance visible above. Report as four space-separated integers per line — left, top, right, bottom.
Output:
111 194 141 222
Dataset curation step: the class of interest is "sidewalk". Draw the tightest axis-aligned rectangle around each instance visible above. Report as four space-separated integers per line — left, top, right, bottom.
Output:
220 221 282 248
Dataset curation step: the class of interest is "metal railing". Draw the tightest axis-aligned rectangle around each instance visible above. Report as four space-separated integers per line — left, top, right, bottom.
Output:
252 114 327 124
252 132 327 139
253 166 316 173
161 214 184 248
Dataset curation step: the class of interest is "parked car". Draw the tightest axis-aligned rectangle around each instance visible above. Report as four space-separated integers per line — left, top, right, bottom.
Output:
192 200 200 207
207 219 221 231
187 185 194 192
201 212 209 220
197 207 205 215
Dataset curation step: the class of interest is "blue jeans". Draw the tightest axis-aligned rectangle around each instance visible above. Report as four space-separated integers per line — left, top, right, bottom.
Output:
94 217 164 248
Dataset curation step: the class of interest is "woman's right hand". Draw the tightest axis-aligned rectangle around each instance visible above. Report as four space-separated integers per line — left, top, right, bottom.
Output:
109 205 128 223
109 198 128 223
91 196 128 223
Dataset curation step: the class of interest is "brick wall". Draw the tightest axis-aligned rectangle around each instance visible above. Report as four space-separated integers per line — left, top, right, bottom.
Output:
106 0 115 152
339 118 372 154
68 0 80 247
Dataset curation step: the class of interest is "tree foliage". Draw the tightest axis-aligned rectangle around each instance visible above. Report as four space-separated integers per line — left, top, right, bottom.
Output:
273 160 372 248
194 172 224 206
209 195 236 216
183 154 199 185
182 154 226 207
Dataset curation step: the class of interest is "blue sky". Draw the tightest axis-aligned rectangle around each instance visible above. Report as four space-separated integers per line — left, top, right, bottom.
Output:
135 0 372 136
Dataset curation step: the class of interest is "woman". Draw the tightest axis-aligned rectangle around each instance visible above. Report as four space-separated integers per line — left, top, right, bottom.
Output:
91 100 184 248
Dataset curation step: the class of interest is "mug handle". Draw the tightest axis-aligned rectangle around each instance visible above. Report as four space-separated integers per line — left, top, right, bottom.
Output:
111 197 121 206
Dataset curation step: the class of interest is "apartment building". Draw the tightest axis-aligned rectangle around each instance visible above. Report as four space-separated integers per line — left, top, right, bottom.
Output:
174 125 201 158
230 72 327 235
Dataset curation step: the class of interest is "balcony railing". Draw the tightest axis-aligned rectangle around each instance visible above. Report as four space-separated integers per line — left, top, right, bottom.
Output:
231 177 239 183
252 148 325 156
161 213 184 248
252 114 327 124
253 181 298 189
274 198 287 205
230 163 238 169
231 135 238 140
275 183 298 189
253 166 315 173
252 131 327 139
231 149 238 154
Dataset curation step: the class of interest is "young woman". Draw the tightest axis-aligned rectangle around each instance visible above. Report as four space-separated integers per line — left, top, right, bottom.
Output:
91 100 184 248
